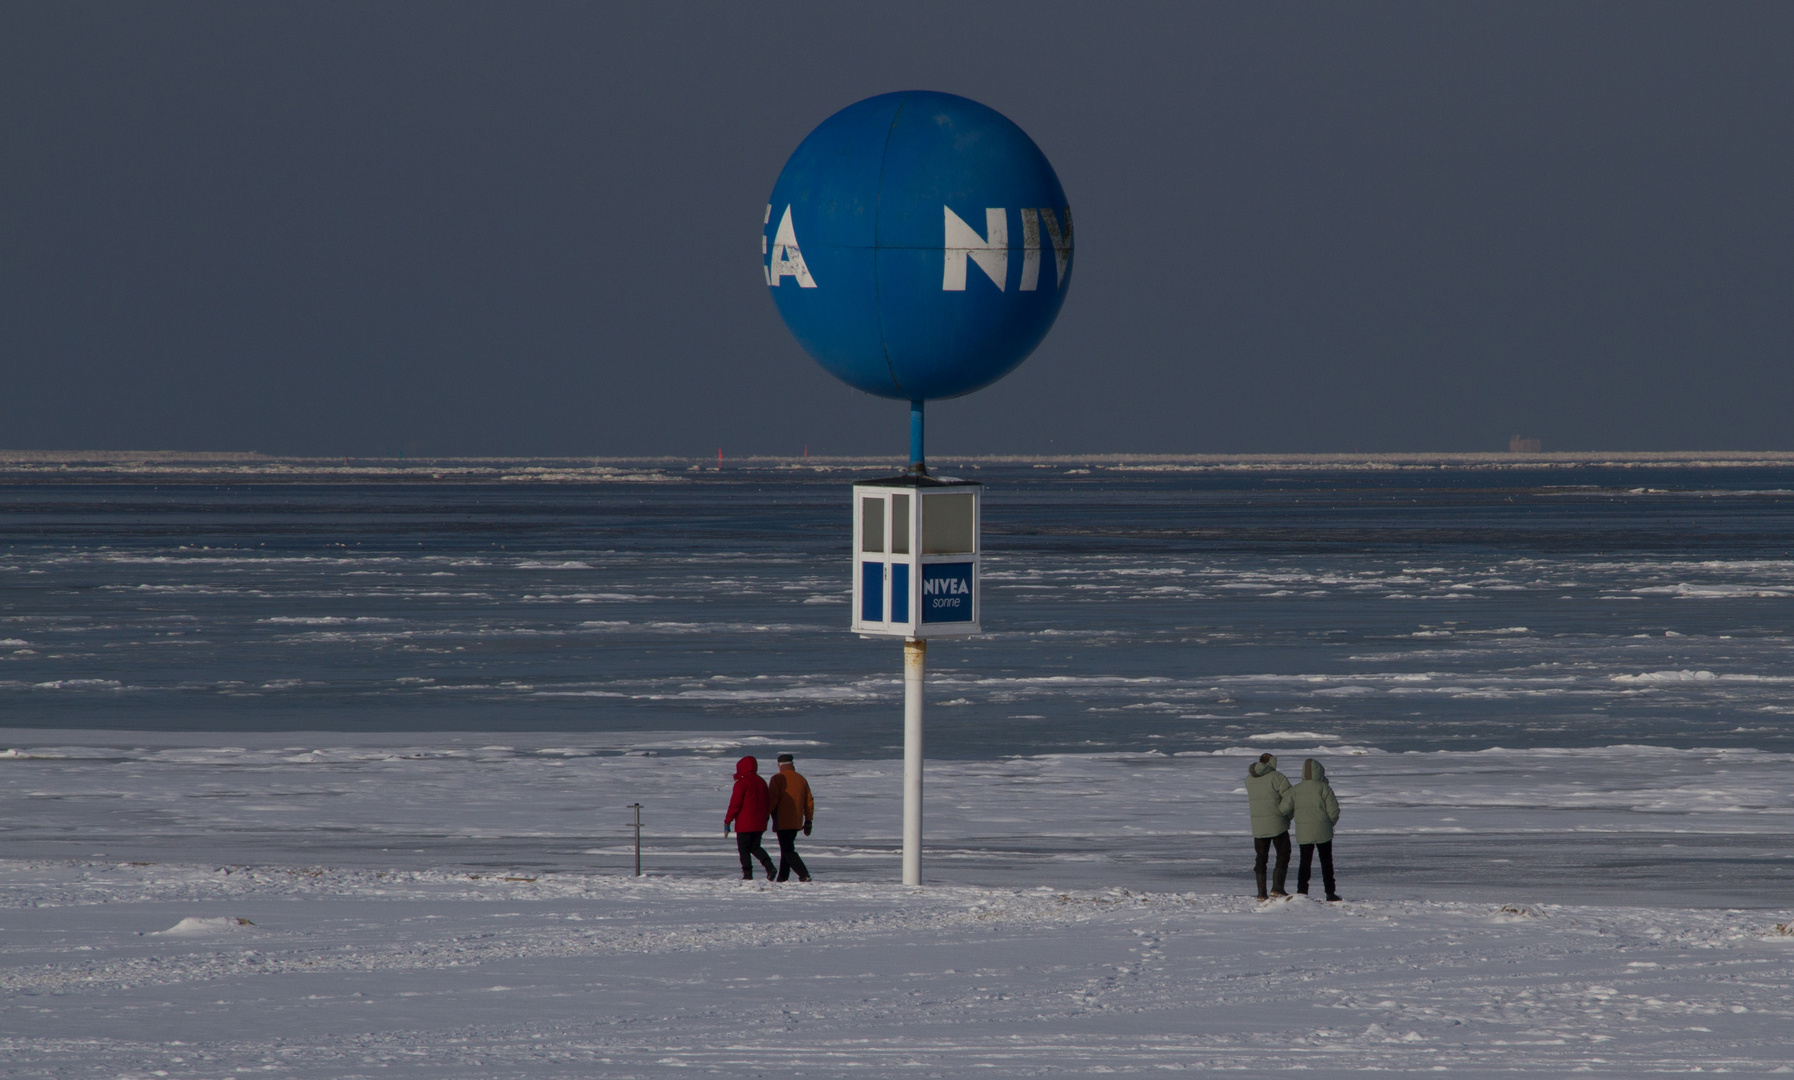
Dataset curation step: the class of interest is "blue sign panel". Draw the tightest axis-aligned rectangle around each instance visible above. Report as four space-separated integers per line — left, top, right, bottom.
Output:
860 561 884 622
920 562 974 623
765 91 1072 402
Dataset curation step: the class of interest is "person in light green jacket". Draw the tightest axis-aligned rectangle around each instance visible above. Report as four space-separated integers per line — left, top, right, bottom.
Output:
1245 753 1293 899
1278 758 1342 901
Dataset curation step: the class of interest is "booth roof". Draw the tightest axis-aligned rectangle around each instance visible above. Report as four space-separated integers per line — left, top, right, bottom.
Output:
851 473 982 489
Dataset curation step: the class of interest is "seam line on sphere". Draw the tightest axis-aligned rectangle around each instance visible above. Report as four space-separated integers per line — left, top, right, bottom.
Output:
873 93 907 397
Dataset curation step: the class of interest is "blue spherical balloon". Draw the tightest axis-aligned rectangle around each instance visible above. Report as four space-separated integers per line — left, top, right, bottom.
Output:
764 91 1073 401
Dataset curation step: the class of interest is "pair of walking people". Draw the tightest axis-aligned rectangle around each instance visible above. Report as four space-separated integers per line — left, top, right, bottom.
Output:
723 754 814 882
1245 753 1341 901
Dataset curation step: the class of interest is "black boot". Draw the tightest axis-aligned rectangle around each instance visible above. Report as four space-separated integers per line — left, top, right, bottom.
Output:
1255 868 1268 900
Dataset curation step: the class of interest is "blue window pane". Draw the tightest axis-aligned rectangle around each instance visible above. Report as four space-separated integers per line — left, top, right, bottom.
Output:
860 561 884 622
891 563 910 623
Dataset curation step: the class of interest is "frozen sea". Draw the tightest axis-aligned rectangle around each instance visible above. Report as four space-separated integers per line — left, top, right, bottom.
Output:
4 462 1793 1076
8 462 1794 754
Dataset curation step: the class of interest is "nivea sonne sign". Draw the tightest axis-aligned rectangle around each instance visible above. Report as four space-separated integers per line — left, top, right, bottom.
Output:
764 91 1073 401
920 562 974 623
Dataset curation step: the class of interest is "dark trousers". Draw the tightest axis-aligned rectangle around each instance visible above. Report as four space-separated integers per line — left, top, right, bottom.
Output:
1254 832 1291 897
735 830 774 879
1298 841 1336 896
775 828 809 881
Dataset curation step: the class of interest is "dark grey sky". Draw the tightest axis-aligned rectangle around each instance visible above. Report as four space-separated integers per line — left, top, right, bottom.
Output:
4 3 1792 456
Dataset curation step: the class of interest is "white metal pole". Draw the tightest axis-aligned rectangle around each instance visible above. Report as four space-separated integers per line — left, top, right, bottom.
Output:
902 636 926 885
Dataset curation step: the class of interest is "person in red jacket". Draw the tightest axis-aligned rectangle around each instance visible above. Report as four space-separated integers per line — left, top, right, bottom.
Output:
723 755 776 880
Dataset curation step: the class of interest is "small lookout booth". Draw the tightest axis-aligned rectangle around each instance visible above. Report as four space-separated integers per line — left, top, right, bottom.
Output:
851 474 981 637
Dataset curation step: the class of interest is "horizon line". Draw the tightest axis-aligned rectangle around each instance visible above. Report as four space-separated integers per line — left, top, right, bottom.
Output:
7 448 1794 469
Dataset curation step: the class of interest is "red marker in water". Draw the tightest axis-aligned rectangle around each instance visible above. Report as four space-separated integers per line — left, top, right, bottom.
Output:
717 447 722 468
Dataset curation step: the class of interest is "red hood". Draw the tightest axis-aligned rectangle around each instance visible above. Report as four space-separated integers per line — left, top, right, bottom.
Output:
734 755 759 779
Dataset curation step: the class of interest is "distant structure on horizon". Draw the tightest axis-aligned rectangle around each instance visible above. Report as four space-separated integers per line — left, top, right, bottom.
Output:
1508 435 1542 453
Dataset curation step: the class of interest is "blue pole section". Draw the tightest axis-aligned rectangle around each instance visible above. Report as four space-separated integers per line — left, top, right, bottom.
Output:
909 400 925 473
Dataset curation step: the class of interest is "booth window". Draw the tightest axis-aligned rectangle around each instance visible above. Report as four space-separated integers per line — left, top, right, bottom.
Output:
860 497 885 553
922 492 975 554
891 494 910 554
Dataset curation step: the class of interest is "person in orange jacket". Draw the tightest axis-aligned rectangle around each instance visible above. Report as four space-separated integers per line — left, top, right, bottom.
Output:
723 755 776 881
766 753 814 882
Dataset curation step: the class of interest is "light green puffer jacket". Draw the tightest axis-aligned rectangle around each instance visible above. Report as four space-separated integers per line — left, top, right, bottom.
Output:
1245 755 1292 838
1279 758 1341 844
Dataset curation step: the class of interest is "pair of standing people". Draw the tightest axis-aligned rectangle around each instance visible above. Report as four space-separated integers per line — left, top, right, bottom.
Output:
1245 753 1341 901
723 753 814 882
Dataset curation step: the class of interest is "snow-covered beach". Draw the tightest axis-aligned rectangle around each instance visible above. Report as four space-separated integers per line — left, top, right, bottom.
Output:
5 733 1792 1077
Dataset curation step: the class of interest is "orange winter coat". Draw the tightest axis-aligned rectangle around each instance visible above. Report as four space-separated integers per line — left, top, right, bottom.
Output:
767 765 814 830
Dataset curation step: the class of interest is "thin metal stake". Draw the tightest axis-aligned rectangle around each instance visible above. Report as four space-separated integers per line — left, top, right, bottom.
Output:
628 802 643 876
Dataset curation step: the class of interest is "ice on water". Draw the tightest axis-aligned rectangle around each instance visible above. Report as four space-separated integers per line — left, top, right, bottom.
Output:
8 473 1794 756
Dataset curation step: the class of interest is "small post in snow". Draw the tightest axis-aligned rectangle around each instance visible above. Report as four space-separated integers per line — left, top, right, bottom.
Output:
628 803 643 876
